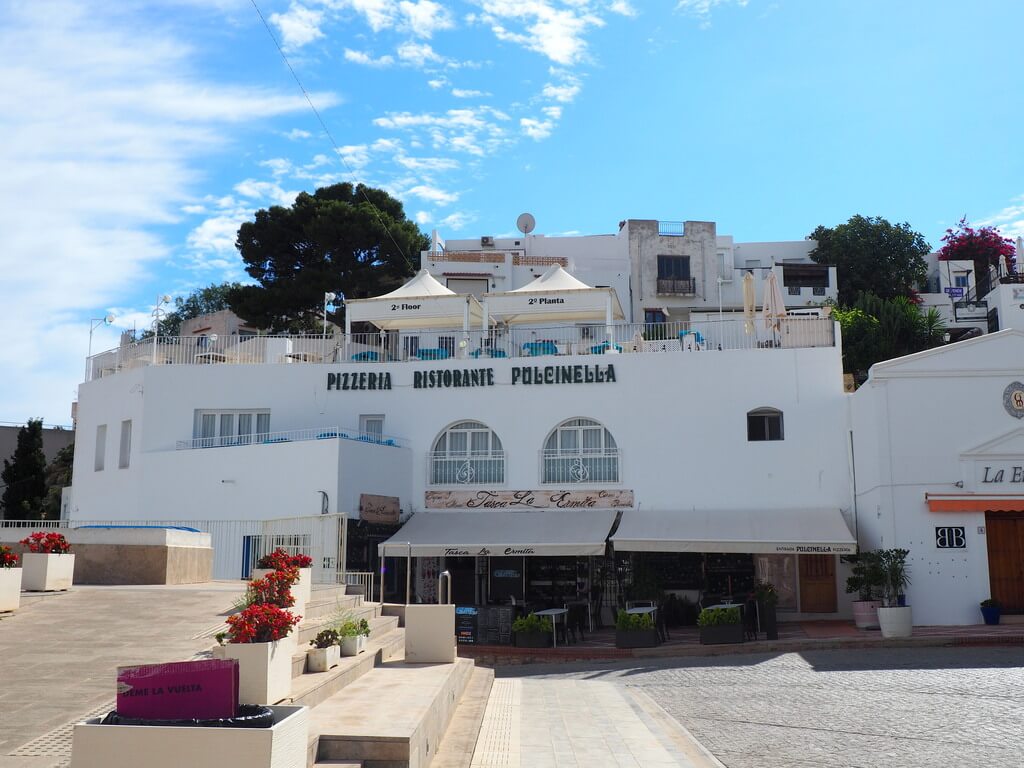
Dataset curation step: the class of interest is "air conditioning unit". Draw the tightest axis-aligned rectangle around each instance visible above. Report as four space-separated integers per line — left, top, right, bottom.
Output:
481 236 494 247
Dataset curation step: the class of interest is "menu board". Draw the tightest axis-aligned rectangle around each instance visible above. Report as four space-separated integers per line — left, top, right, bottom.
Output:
455 605 479 644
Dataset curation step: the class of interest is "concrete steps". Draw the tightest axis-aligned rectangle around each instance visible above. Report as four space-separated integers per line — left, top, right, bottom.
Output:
430 666 495 768
310 658 475 768
289 627 405 708
291 614 399 678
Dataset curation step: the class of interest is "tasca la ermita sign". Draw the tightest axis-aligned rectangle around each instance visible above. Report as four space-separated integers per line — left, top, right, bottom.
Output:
425 489 634 510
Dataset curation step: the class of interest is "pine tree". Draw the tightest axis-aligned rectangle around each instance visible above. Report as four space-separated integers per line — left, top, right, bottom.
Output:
1 419 48 520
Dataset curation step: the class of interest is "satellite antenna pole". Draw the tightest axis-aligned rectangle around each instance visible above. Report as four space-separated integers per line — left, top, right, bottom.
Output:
516 213 535 259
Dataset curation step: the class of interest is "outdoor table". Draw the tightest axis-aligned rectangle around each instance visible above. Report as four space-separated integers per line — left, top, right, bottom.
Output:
534 607 569 648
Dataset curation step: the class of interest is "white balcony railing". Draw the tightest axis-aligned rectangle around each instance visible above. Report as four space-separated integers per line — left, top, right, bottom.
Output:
175 426 404 451
86 317 836 381
539 448 620 484
427 451 506 485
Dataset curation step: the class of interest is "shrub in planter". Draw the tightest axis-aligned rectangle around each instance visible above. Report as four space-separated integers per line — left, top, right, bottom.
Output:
697 606 744 645
214 604 301 705
19 531 74 591
248 570 298 609
877 548 912 639
752 580 779 640
307 629 341 672
614 610 660 649
980 598 1001 626
0 545 21 612
254 549 313 608
512 613 553 648
338 617 371 656
843 551 885 630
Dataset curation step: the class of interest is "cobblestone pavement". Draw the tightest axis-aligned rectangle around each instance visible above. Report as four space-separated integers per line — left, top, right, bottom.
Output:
498 647 1024 768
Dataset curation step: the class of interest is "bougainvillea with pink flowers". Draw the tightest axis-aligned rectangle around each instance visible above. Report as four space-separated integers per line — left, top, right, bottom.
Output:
938 216 1016 274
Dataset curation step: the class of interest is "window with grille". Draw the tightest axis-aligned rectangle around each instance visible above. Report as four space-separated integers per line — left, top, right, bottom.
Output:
542 418 619 483
430 421 504 484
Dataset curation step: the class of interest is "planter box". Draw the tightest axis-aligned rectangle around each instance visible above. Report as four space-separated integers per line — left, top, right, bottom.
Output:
615 628 660 649
513 631 551 649
851 600 881 630
213 640 293 705
70 705 308 768
758 601 778 640
878 605 913 638
250 567 310 616
699 623 745 645
22 553 75 591
0 568 22 611
340 635 367 657
307 644 341 673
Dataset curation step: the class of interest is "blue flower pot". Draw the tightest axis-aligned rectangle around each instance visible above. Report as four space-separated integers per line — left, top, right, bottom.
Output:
980 605 1001 625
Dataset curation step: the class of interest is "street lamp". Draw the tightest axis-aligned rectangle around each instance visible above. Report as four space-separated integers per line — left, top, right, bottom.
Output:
86 314 115 379
151 295 171 363
323 292 336 338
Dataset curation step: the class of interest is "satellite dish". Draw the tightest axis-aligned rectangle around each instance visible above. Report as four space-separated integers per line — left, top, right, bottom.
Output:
516 212 536 235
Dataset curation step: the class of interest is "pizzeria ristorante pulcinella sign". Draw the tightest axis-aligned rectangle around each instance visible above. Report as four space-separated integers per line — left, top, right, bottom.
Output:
326 363 617 391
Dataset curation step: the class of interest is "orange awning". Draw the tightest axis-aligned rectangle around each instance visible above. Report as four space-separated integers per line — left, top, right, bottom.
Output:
926 494 1024 513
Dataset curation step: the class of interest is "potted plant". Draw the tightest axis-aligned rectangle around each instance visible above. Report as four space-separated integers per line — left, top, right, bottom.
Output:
337 616 370 656
307 628 341 672
876 548 912 639
0 545 21 612
980 598 1001 626
252 548 313 612
512 613 553 648
752 580 779 640
843 551 884 630
19 531 74 591
614 610 660 649
213 603 301 705
697 606 744 645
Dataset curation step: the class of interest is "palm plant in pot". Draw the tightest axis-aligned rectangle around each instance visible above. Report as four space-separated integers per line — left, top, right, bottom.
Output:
843 551 885 630
0 545 21 612
876 548 912 638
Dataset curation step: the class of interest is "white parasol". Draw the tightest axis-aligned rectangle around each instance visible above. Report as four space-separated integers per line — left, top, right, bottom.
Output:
761 271 788 333
742 271 756 335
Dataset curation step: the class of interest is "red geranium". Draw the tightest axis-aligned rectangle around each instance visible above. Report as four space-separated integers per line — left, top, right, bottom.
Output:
248 569 296 608
225 603 301 644
256 547 313 570
0 545 19 568
19 531 71 554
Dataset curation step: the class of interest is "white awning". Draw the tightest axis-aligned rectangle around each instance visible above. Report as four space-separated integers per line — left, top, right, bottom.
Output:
611 508 856 555
345 269 488 330
483 265 625 325
378 509 618 558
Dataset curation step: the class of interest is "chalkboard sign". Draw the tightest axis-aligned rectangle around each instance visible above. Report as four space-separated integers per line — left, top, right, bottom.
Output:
455 605 478 644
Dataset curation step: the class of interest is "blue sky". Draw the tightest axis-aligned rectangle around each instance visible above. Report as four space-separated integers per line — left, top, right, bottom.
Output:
2 0 1022 426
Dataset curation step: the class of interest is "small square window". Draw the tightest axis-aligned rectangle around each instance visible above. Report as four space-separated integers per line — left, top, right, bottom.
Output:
747 409 784 441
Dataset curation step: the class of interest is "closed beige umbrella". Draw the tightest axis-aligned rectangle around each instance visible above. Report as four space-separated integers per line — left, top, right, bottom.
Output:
762 271 787 333
742 271 756 334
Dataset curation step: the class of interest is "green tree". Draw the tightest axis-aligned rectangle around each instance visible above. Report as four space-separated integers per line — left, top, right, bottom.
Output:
144 282 244 337
1 419 48 520
42 443 75 520
228 183 427 332
809 215 930 305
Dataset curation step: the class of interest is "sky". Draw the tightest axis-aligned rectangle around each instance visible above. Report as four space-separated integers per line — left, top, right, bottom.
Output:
1 0 1022 427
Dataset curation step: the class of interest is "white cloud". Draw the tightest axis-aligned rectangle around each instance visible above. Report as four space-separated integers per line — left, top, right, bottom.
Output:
520 116 554 140
399 0 455 37
397 40 445 67
542 80 580 102
675 0 749 28
0 3 329 423
233 179 299 206
342 0 401 32
452 88 491 98
337 144 372 169
439 210 474 230
977 196 1024 240
344 48 396 67
405 184 459 205
285 128 312 140
542 105 562 119
182 204 207 214
476 1 605 65
609 0 637 17
415 210 433 225
427 77 448 88
270 3 325 49
395 155 460 171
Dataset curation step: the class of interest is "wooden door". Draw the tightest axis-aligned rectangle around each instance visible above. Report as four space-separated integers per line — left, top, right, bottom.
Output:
986 513 1024 613
799 555 837 613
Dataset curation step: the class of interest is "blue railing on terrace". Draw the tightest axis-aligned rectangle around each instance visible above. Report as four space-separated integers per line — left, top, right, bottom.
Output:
658 221 686 236
175 426 405 451
85 317 836 381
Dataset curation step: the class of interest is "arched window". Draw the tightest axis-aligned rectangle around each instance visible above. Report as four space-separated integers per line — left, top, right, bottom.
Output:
541 418 619 483
430 421 505 484
747 408 784 441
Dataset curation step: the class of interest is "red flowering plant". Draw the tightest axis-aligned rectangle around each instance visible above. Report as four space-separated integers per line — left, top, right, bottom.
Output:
224 603 301 644
256 547 312 571
938 216 1017 275
248 569 297 609
19 531 71 554
0 545 19 568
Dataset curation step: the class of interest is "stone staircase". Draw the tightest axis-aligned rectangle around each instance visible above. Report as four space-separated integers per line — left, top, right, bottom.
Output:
284 587 492 768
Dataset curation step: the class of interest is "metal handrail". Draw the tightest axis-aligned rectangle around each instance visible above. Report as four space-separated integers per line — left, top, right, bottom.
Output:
438 570 452 605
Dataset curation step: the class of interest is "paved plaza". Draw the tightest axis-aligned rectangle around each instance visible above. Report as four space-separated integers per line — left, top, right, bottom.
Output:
499 647 1024 768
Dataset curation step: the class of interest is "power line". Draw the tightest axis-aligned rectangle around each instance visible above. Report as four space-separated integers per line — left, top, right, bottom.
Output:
248 0 418 274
